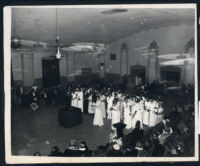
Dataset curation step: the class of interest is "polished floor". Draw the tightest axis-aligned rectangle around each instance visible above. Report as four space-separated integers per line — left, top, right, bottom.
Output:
11 104 116 156
11 95 179 156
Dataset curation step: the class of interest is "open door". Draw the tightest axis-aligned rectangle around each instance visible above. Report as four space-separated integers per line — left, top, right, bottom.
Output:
42 59 60 88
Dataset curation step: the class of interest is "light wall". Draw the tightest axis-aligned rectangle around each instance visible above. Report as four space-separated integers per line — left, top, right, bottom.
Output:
105 24 195 84
12 24 195 88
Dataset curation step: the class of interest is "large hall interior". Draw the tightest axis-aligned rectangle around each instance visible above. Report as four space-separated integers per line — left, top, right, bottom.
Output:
10 6 196 157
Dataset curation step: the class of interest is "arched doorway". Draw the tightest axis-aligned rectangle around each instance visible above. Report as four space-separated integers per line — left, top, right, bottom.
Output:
130 65 146 86
120 43 129 76
160 66 181 86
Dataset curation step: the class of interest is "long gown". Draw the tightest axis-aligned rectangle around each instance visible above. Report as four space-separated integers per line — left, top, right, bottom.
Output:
111 102 120 129
107 96 114 119
93 100 104 127
88 95 94 114
71 92 77 107
77 91 83 112
123 101 132 129
149 101 157 127
100 95 106 118
131 102 143 129
155 104 164 125
143 100 150 126
117 94 123 120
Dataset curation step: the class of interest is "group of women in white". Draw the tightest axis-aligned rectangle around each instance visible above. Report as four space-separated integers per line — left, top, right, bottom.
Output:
71 88 164 130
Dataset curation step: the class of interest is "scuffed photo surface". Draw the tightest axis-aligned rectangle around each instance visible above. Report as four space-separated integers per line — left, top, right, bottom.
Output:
4 4 198 163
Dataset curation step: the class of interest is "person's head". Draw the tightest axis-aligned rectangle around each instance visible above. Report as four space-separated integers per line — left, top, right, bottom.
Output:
79 141 87 151
113 98 118 105
124 96 129 103
33 151 41 156
135 121 141 129
113 143 120 151
69 139 76 146
135 141 144 151
50 146 59 154
96 96 100 101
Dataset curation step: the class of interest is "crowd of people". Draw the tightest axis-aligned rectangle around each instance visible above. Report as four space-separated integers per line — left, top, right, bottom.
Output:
11 79 195 157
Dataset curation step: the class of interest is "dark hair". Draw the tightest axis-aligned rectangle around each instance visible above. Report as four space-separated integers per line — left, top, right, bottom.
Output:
92 94 97 102
51 146 59 154
33 151 41 156
135 121 141 129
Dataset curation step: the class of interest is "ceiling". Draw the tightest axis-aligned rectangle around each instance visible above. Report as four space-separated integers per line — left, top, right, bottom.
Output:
12 7 195 45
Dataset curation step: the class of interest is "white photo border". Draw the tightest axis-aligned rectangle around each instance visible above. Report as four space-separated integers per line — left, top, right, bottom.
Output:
3 4 199 163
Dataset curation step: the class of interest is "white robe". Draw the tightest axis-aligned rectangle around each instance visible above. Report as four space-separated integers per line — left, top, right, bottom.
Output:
107 96 114 119
131 102 143 129
93 100 104 126
77 91 83 112
149 101 157 127
143 101 150 126
71 92 77 107
123 102 132 129
111 102 120 130
117 94 123 120
155 105 164 125
100 95 106 118
88 95 94 114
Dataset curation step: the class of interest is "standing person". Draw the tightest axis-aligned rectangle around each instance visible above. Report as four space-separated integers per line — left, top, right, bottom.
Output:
91 92 97 115
16 84 24 106
107 93 114 119
77 88 83 112
123 96 132 129
30 84 39 111
131 97 143 129
83 88 89 113
100 92 106 118
149 99 157 127
88 91 94 114
117 91 123 121
155 101 164 125
65 88 72 107
143 98 150 127
93 96 104 127
71 90 77 107
111 98 120 129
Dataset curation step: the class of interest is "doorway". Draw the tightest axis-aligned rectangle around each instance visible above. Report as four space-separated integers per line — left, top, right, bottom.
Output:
42 59 60 88
130 65 146 85
160 66 180 86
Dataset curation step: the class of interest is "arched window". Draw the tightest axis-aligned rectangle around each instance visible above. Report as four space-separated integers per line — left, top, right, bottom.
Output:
120 43 129 76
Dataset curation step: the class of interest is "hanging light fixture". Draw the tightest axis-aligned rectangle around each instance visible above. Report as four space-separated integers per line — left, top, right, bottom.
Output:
55 8 62 60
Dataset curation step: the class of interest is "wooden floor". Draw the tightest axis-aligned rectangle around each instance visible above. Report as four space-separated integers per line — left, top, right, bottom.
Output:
11 104 123 156
11 95 179 156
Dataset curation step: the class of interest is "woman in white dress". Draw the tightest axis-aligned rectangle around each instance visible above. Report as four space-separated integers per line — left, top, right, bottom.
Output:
77 89 83 112
71 91 77 107
149 99 157 127
106 93 114 119
155 101 164 125
123 97 132 129
143 98 150 126
111 98 120 129
88 93 94 114
93 96 104 127
117 92 123 120
131 98 143 129
100 93 106 118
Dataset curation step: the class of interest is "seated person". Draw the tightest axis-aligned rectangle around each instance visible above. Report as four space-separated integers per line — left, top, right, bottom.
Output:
77 141 93 157
107 143 124 157
123 121 143 149
48 146 63 156
33 151 41 156
63 139 81 157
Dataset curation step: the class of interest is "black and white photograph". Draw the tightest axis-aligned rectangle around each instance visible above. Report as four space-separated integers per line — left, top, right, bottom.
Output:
3 4 198 163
